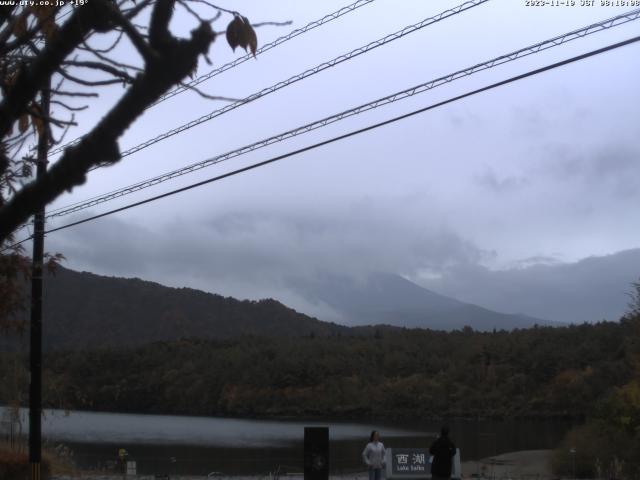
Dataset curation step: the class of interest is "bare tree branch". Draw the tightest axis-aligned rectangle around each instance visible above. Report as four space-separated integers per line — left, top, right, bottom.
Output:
109 8 158 63
0 0 113 139
0 5 18 26
88 47 144 73
0 11 26 51
80 30 125 55
178 81 239 102
58 69 128 87
0 7 61 55
51 90 99 98
50 100 89 112
61 60 136 83
0 15 216 241
122 0 154 20
149 0 175 49
252 21 293 28
51 113 76 145
191 0 238 16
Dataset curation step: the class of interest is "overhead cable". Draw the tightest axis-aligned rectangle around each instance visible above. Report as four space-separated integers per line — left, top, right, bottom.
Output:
36 36 640 241
47 0 378 156
46 8 640 219
48 0 490 160
4 35 639 253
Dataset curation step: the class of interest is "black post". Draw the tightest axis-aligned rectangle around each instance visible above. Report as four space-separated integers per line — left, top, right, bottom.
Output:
29 81 49 480
304 427 329 480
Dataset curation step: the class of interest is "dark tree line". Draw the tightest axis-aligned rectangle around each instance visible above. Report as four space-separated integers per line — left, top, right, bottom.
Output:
1 319 636 420
552 289 640 479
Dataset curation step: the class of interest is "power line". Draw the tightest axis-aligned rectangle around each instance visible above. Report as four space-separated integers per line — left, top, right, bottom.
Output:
11 0 490 239
48 0 490 161
45 7 640 220
33 36 640 243
47 0 378 157
4 34 639 253
153 0 378 106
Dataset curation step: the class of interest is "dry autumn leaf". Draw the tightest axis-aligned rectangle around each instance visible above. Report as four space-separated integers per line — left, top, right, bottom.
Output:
29 4 55 21
18 114 29 134
226 15 244 52
29 4 57 40
5 73 17 88
42 18 57 41
242 16 258 57
30 104 45 137
226 15 258 56
13 14 27 38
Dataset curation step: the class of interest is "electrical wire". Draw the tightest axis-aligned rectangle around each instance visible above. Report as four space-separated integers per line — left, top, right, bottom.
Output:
47 0 490 161
45 7 640 220
153 0 378 106
4 35 638 252
16 35 636 248
47 0 378 156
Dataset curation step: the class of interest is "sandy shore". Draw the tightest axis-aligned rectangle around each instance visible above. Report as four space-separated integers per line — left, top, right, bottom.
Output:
461 450 552 479
51 449 553 480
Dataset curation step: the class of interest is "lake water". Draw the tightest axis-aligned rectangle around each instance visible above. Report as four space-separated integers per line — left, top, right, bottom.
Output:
0 407 574 475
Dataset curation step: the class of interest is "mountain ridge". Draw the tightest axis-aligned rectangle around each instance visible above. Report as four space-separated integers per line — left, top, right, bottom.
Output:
416 248 640 324
32 266 349 350
4 266 557 352
289 271 554 330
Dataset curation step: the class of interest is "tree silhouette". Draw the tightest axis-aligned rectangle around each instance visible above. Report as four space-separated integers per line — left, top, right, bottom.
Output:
0 0 265 329
0 0 262 243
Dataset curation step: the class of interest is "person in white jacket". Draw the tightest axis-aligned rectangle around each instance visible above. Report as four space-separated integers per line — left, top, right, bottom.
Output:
362 430 386 480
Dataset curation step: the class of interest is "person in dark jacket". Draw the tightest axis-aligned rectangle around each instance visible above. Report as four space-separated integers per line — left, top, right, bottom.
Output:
429 426 457 479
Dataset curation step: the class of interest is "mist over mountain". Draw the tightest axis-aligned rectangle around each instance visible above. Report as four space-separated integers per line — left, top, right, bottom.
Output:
28 267 348 351
417 248 640 324
3 265 564 352
289 272 553 330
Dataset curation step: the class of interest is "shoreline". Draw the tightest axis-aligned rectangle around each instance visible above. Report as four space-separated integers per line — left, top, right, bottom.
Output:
1 404 583 423
462 449 553 478
50 449 554 480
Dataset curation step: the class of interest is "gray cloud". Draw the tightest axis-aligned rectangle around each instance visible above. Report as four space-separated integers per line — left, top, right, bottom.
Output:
45 190 640 326
48 197 485 303
540 143 640 189
47 210 640 326
475 166 529 193
36 1 640 326
414 249 640 324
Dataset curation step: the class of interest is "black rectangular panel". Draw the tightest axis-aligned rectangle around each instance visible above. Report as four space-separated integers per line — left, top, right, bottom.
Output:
304 426 329 480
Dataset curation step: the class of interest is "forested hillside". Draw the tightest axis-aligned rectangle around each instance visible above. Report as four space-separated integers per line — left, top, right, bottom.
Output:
3 266 559 351
1 319 634 420
5 267 348 351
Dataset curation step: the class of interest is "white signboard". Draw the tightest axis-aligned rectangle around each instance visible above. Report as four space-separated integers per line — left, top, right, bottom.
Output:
126 460 137 476
385 448 461 480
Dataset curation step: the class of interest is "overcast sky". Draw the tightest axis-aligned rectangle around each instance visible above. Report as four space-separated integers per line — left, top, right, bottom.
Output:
31 0 640 323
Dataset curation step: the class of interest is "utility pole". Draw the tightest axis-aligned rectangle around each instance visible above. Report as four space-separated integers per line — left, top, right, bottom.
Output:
29 79 50 480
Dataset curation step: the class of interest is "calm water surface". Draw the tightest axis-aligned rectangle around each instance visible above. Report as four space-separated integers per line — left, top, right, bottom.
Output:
0 407 574 475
